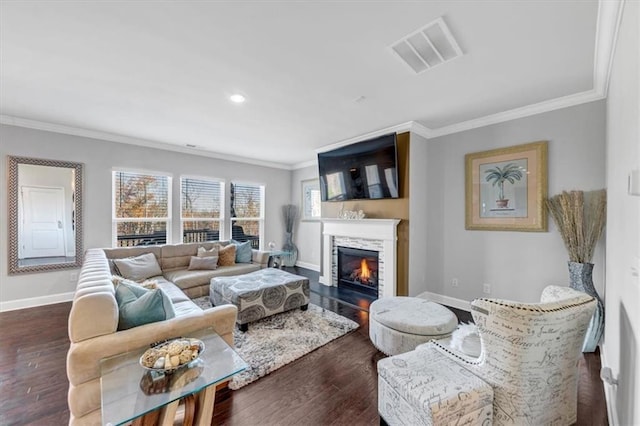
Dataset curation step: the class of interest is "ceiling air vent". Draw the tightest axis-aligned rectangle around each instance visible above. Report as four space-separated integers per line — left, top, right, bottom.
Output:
391 17 463 74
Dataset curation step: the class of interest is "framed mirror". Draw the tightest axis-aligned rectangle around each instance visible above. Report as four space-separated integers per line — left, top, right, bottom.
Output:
8 156 84 274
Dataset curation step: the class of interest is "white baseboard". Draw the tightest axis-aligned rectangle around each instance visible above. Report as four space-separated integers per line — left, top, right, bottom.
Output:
0 291 74 312
415 291 472 312
295 260 320 272
599 348 619 426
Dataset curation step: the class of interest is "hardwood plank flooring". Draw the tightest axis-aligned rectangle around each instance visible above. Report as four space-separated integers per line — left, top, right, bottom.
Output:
0 267 607 425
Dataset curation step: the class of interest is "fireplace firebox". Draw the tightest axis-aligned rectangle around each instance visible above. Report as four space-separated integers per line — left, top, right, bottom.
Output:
337 246 379 297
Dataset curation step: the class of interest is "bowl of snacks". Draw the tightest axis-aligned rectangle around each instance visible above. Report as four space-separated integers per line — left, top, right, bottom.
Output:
139 338 204 372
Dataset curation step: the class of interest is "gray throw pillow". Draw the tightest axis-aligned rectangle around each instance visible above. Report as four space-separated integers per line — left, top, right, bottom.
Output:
188 256 219 270
115 281 175 330
112 253 162 282
231 240 252 263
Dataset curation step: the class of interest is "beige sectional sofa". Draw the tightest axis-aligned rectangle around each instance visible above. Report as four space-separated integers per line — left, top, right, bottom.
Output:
104 241 270 298
66 242 269 425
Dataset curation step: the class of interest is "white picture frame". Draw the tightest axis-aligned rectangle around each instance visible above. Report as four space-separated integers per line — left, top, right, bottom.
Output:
301 178 321 221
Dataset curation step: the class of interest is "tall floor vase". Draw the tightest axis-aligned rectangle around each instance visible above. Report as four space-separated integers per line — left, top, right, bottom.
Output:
281 232 298 267
568 261 604 353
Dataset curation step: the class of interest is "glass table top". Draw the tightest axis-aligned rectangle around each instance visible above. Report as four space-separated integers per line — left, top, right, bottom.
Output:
269 250 291 256
100 328 247 426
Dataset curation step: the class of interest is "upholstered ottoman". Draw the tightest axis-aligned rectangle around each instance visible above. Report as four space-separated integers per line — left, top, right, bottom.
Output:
210 268 310 331
378 344 493 425
369 297 457 355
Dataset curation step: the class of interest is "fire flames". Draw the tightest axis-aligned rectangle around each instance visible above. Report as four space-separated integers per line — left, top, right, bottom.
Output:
360 258 371 281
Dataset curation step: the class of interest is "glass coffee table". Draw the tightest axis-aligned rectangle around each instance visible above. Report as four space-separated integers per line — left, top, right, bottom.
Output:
100 328 247 426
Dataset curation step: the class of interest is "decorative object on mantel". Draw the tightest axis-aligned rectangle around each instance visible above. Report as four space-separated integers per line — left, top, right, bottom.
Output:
281 204 298 267
546 189 607 352
337 204 366 220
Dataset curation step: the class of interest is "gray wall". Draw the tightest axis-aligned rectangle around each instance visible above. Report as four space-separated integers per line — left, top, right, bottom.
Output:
290 164 321 270
0 124 291 305
602 1 639 424
410 100 607 302
409 132 439 296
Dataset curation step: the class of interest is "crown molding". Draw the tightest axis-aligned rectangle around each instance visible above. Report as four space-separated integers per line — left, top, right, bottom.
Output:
292 159 317 170
409 121 432 139
314 121 415 154
427 89 605 138
593 0 625 97
0 115 293 170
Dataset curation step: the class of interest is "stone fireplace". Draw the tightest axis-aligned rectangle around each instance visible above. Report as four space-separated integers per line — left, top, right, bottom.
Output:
320 219 400 298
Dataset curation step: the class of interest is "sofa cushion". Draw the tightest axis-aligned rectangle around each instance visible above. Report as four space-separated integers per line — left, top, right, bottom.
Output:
232 240 252 263
161 242 222 271
218 245 236 266
115 281 176 330
164 264 261 290
112 253 162 282
188 256 219 270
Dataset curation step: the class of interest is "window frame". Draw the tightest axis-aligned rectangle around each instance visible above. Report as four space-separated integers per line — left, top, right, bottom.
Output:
112 169 173 248
230 181 265 250
180 175 226 244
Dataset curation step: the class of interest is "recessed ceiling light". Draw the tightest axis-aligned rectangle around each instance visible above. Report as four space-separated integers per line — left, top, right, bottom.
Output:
230 94 246 103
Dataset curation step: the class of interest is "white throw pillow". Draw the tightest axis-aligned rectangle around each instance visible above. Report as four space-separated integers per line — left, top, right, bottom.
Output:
197 246 219 258
450 322 481 358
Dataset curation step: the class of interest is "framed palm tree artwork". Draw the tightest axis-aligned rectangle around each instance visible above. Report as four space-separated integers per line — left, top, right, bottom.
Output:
465 141 548 231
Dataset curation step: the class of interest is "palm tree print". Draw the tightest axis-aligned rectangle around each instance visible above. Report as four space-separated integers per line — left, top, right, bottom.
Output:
484 163 524 202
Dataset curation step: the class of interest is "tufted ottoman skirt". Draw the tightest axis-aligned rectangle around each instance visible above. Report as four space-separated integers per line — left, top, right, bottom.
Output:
378 344 493 425
369 297 458 355
210 268 310 331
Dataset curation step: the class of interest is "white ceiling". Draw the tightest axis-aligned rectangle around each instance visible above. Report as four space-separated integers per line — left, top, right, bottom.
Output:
0 1 603 168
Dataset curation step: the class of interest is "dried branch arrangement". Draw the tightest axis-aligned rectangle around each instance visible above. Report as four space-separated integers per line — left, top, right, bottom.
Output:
546 189 606 263
282 204 298 233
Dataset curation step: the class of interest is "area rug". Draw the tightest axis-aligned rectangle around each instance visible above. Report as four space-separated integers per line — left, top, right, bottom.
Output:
192 297 359 389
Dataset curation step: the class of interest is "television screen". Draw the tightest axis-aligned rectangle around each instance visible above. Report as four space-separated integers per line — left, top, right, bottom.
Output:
318 133 398 201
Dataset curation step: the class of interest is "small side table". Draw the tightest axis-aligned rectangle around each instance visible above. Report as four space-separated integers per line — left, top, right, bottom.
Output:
100 328 246 426
268 250 291 269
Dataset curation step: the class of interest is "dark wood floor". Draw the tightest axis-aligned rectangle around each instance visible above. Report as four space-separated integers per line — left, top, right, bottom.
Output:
0 267 607 425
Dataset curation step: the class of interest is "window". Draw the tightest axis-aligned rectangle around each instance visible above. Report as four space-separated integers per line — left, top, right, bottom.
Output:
181 177 224 243
230 182 264 249
113 171 171 247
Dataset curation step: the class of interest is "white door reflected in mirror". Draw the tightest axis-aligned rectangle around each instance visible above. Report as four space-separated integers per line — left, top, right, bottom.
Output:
8 156 83 274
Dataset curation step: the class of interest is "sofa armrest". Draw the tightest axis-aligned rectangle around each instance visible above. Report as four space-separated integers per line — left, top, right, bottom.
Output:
67 304 238 387
252 249 270 268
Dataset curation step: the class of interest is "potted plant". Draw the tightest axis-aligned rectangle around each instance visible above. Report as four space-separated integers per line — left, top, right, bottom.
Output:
484 163 524 208
546 189 606 352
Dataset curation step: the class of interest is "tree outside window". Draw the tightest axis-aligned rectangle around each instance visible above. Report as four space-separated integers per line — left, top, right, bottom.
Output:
181 177 224 243
113 171 170 247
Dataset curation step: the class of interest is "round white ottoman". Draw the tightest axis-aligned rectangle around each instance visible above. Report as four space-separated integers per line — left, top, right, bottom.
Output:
369 297 458 355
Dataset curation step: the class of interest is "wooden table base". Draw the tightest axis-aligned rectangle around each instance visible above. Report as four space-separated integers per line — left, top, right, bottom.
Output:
133 380 220 426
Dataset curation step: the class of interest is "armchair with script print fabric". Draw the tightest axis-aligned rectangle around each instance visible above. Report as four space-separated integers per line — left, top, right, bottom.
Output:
431 285 596 425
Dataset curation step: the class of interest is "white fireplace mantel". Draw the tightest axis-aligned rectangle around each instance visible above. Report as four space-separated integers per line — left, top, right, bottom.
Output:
320 218 400 298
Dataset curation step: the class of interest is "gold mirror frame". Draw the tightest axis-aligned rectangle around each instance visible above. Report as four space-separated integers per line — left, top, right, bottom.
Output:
7 156 84 274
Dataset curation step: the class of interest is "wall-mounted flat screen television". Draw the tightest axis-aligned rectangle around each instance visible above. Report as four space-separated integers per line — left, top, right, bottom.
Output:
318 133 398 201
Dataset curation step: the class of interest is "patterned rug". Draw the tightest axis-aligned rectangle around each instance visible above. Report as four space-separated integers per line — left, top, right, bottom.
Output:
192 297 359 389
